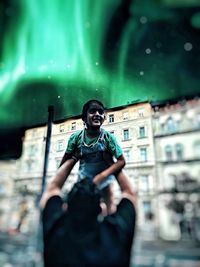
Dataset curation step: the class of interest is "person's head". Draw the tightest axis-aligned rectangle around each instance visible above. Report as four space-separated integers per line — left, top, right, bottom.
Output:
66 179 101 221
81 100 106 129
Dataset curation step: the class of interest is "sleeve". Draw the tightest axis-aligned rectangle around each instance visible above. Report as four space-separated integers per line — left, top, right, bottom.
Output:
104 131 123 159
42 196 63 236
65 131 81 154
115 198 136 237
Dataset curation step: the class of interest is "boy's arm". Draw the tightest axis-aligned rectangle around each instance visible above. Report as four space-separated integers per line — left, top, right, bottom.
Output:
39 158 76 209
59 152 78 167
93 154 125 185
93 130 125 185
93 150 136 206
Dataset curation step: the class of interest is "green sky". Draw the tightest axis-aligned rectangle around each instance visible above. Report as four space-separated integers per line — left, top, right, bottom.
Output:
0 0 200 130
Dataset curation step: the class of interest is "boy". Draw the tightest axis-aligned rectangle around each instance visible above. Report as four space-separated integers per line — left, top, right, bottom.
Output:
59 99 126 213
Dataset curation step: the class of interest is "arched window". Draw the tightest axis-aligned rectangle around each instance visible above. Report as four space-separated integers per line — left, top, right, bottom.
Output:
175 143 184 160
165 145 173 161
165 117 177 134
194 141 200 158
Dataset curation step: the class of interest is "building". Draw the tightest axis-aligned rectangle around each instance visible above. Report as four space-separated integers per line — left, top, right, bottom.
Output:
103 103 156 231
3 98 200 240
152 97 200 241
10 126 47 233
0 160 17 231
12 101 157 235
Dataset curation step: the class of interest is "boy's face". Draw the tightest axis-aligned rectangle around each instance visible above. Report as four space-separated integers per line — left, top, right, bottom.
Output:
85 102 105 129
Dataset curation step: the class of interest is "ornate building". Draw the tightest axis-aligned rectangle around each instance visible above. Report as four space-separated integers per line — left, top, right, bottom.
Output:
152 98 200 240
0 161 16 231
12 102 157 234
1 99 200 240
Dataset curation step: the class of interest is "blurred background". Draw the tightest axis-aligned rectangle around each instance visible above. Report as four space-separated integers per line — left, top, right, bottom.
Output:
0 0 200 266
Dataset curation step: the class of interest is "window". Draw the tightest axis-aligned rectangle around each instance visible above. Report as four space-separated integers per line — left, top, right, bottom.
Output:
59 124 65 133
55 158 62 168
109 114 114 123
56 140 65 151
124 150 131 162
29 144 36 156
26 159 34 171
123 112 128 120
138 108 144 117
71 122 76 130
161 123 165 134
123 129 129 141
194 141 200 158
165 117 177 134
175 143 183 160
140 147 147 162
139 126 145 138
140 175 149 192
165 145 172 161
143 201 152 219
0 184 5 196
32 129 37 137
197 114 200 129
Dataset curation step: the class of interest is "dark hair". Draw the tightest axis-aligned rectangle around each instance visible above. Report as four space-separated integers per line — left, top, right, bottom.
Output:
67 179 101 216
81 99 105 121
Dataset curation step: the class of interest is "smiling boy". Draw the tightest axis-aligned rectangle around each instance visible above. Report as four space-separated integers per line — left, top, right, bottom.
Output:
56 100 126 213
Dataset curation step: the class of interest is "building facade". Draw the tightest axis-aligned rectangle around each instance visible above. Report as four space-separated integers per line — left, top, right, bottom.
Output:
3 99 200 240
152 98 200 241
0 161 17 231
11 102 157 235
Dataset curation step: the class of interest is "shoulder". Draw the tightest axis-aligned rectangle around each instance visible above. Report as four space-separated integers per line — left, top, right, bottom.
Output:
102 128 112 137
102 129 116 142
102 129 123 158
42 195 64 235
115 198 136 226
68 130 83 144
42 195 63 220
102 198 136 239
118 198 136 212
69 130 83 139
40 188 62 210
66 130 83 153
121 193 137 207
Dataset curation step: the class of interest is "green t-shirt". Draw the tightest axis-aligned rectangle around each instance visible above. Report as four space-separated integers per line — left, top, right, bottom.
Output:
66 129 123 159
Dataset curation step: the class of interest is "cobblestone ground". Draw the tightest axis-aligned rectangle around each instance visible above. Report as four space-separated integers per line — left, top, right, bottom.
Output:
0 230 200 267
0 230 43 267
131 234 200 267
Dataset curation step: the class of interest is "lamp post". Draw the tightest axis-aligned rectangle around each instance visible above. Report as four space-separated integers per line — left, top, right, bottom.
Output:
40 105 54 198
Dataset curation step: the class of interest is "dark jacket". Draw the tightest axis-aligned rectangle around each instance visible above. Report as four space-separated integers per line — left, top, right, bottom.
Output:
42 195 136 267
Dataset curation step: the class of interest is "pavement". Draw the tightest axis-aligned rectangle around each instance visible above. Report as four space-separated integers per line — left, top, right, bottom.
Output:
0 230 200 267
0 230 43 267
131 235 200 267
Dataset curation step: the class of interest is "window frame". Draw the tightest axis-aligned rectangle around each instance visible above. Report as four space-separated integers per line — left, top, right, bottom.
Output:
139 126 145 138
108 114 114 123
71 122 76 131
123 128 129 141
140 147 147 162
56 139 65 152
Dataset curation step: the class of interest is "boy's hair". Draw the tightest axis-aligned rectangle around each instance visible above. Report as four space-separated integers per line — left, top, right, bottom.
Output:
81 99 105 121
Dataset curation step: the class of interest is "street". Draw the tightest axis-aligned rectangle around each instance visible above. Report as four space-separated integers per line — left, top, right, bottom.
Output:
131 234 200 267
0 230 43 267
0 229 200 267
